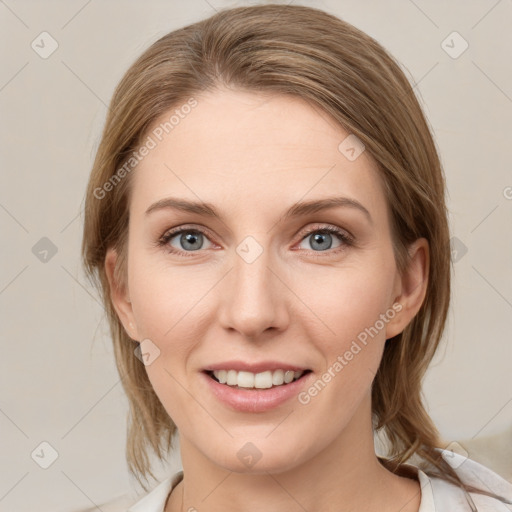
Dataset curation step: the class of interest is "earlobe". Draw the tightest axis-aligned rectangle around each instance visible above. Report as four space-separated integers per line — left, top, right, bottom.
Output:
385 238 429 340
105 247 139 340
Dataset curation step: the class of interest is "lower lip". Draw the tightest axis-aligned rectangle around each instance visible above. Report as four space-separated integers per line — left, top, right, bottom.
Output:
201 371 313 413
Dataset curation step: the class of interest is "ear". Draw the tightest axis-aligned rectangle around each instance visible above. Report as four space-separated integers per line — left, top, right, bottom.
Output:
105 247 141 341
385 238 429 340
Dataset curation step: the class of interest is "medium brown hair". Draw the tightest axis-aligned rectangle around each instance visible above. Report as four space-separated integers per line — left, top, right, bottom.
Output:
82 4 500 505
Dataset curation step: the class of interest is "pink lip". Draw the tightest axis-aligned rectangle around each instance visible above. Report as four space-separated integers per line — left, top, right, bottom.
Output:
201 370 313 413
204 360 309 373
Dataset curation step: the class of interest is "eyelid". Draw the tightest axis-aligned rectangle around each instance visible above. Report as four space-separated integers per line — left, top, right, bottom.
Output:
295 223 354 244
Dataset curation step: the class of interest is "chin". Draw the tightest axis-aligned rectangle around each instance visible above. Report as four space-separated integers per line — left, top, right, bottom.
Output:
202 434 312 475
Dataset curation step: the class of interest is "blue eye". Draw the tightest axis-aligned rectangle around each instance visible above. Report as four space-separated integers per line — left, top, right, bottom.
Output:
160 228 213 253
298 227 352 252
157 224 353 257
304 231 336 251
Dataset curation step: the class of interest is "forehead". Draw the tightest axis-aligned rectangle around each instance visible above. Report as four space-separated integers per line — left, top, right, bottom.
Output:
130 89 385 217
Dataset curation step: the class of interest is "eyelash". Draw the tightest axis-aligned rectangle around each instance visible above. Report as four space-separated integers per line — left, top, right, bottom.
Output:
157 224 354 258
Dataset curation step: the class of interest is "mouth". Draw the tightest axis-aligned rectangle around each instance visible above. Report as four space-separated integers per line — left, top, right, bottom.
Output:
204 368 313 390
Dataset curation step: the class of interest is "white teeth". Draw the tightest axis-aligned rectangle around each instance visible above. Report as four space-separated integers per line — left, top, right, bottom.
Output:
212 369 305 389
216 370 227 384
254 370 273 389
237 371 254 388
284 370 295 384
226 370 237 385
272 369 284 386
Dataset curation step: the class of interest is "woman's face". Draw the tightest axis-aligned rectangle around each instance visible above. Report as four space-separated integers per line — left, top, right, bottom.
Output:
108 89 423 473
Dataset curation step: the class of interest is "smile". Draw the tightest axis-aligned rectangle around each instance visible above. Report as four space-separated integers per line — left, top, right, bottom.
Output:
207 369 310 389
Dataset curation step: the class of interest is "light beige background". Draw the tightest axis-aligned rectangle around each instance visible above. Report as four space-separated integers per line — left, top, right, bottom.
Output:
0 1 511 511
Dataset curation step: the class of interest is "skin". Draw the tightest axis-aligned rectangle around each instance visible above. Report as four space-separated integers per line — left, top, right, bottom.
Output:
106 88 429 512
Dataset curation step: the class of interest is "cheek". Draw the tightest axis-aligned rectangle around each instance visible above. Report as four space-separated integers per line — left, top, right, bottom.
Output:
126 251 215 392
292 262 395 408
127 258 206 424
297 265 395 347
128 247 202 340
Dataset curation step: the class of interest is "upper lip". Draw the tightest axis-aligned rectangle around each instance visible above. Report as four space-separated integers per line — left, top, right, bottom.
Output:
203 360 310 373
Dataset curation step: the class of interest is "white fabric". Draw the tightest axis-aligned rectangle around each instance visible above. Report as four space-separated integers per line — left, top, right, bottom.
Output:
127 449 512 511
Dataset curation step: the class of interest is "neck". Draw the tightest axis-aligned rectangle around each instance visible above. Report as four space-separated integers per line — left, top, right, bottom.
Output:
166 395 421 512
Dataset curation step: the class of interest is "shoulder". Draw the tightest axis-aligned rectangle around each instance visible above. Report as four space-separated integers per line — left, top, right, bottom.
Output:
127 472 183 512
71 472 183 512
72 494 135 512
426 473 512 511
410 449 512 511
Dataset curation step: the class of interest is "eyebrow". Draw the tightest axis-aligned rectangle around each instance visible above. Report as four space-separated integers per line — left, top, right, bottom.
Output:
145 196 373 225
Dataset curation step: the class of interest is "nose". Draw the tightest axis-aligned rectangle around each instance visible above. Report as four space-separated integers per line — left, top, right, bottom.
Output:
217 241 290 340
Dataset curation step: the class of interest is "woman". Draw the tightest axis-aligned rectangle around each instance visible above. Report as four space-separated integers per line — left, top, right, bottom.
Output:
81 4 512 511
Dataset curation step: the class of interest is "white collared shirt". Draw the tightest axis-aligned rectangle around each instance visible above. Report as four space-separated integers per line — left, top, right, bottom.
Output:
127 449 512 511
